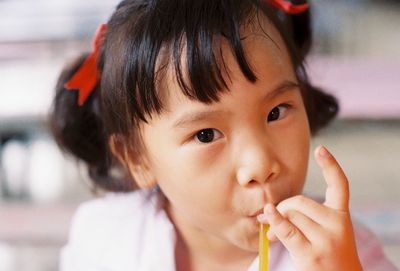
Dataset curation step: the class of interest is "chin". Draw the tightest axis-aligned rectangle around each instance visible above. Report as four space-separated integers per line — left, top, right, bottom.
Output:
238 238 259 252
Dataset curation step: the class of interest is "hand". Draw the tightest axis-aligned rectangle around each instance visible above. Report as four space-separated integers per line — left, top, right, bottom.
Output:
257 146 363 271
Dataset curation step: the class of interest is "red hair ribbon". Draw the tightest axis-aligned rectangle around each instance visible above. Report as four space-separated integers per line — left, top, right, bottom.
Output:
64 23 107 106
267 0 309 15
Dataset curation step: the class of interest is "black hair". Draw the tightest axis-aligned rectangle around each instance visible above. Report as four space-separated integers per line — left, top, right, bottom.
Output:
50 0 338 192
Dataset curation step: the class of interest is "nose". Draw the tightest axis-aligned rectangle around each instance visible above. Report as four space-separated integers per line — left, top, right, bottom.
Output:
234 134 280 187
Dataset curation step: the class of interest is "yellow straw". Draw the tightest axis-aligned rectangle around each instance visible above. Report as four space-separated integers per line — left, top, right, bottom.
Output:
259 223 269 271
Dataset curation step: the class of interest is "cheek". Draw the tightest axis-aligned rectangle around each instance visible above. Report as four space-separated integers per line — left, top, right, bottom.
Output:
285 114 310 193
271 110 310 192
153 143 231 216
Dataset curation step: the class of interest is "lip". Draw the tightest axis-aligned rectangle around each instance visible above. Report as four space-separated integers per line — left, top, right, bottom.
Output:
248 208 264 218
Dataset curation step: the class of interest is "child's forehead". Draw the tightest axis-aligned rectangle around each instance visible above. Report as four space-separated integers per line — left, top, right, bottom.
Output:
155 22 292 115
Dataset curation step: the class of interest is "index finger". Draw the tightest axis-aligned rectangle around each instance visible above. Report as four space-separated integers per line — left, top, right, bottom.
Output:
314 145 349 211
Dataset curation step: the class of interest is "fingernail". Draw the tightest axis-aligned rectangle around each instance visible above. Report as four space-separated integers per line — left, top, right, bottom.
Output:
257 214 268 222
318 146 330 157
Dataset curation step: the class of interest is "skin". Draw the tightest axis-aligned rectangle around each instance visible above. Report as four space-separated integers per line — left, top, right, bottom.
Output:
119 21 363 271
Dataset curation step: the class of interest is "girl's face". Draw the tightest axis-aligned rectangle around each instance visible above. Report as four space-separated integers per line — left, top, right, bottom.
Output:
138 24 310 252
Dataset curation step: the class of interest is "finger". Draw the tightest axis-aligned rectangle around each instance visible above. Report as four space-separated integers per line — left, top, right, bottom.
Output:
276 204 325 243
257 215 279 242
266 231 279 242
277 195 330 224
259 208 322 244
314 145 350 211
264 204 310 255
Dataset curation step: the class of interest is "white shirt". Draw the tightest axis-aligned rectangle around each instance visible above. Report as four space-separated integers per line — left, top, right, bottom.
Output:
60 190 398 271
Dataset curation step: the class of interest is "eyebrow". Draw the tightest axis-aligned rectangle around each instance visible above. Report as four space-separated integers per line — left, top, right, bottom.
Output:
172 109 228 128
263 79 299 101
172 80 299 128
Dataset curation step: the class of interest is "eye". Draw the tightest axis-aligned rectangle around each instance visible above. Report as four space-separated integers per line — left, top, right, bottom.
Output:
267 104 291 122
194 128 223 144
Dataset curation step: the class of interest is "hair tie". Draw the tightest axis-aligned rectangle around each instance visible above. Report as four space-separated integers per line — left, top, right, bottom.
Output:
64 23 107 106
267 0 309 15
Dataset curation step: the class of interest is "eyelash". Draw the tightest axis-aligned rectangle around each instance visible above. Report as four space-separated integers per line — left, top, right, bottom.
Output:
191 103 293 144
267 103 292 122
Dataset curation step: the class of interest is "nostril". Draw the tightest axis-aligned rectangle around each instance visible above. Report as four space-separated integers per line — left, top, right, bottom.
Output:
238 172 275 187
248 179 258 185
236 159 280 186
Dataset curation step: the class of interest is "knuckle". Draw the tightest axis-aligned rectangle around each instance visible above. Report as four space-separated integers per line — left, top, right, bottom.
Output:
312 253 325 266
286 210 296 220
325 237 337 250
282 225 297 240
321 233 340 252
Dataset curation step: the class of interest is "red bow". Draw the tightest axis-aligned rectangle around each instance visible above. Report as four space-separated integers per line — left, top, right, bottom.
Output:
267 0 309 15
64 23 107 106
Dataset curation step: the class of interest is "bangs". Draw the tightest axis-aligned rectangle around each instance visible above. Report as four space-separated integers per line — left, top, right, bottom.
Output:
168 1 258 103
102 0 281 130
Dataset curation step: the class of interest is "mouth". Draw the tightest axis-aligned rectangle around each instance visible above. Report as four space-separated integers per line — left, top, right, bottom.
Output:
248 208 264 218
246 209 264 228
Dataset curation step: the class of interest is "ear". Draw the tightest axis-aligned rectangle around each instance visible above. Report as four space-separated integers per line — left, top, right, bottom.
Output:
109 134 157 189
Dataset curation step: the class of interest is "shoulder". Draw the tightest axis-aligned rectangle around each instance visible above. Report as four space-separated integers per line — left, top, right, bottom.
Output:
60 189 165 271
353 222 398 271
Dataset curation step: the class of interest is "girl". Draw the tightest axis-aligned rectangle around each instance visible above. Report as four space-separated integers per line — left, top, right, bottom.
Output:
50 0 397 270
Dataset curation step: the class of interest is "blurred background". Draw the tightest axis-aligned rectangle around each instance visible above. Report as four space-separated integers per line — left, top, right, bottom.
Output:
0 0 399 270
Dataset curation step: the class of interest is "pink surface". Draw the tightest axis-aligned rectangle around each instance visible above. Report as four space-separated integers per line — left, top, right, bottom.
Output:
0 203 77 245
307 57 400 119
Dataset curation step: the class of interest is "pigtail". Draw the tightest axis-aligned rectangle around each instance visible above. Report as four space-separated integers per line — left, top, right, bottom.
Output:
288 1 312 57
303 82 339 135
49 54 135 192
